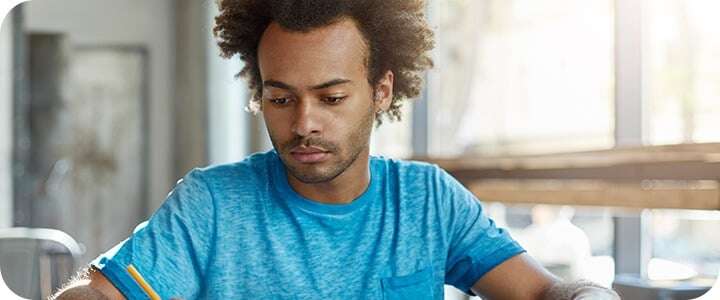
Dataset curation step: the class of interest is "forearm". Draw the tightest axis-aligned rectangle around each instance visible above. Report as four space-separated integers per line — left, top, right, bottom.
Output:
542 280 620 300
53 283 109 300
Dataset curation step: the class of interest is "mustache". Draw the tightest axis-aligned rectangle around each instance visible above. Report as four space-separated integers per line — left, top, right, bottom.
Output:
282 136 338 152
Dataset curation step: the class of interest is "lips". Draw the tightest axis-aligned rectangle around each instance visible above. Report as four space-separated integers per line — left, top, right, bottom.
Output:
289 146 330 164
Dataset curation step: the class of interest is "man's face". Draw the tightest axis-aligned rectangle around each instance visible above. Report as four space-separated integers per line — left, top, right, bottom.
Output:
257 18 387 184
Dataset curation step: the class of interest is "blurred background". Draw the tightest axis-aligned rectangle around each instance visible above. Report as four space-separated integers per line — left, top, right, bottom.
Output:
0 0 719 299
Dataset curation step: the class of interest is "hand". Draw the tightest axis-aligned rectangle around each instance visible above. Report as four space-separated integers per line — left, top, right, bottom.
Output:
573 286 621 300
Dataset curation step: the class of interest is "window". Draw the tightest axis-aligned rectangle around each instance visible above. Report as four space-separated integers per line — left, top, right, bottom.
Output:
490 203 615 285
641 0 720 282
649 209 720 279
643 0 720 145
425 1 720 293
427 0 615 157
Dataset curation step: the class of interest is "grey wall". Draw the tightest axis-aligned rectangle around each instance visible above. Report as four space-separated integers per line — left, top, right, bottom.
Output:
0 11 14 228
174 0 209 176
25 0 176 211
176 0 252 170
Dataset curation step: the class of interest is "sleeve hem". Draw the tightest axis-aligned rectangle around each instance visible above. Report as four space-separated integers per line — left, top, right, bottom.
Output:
92 258 151 300
456 242 526 295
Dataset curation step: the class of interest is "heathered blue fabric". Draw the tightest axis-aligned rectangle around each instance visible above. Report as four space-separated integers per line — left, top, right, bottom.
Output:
92 150 524 299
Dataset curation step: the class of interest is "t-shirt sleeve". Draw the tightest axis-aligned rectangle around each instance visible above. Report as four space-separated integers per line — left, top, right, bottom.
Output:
91 169 216 300
438 168 525 294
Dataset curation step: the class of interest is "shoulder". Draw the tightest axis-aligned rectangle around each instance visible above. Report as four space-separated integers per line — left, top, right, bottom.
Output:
373 156 454 185
188 151 275 189
372 156 440 176
372 156 464 200
166 151 275 208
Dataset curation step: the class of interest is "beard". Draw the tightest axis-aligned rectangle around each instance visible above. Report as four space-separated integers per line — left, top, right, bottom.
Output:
270 104 375 184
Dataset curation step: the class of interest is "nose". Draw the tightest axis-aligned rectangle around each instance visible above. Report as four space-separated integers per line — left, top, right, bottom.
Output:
291 99 321 137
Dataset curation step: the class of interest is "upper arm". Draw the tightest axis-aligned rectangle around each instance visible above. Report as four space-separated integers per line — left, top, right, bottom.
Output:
89 170 216 299
436 167 526 292
471 253 559 300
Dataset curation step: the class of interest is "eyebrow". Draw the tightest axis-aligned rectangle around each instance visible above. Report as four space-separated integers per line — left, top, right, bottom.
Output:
262 78 352 91
263 80 295 91
310 78 352 90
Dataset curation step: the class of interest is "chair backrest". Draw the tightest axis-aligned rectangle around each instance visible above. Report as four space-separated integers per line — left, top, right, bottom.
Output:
0 228 83 300
0 267 29 300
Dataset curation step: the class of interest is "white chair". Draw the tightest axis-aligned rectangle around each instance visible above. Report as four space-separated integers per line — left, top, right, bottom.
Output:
0 227 83 299
0 266 28 300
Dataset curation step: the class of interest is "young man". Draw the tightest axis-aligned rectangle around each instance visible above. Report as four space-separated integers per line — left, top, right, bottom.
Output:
56 0 620 299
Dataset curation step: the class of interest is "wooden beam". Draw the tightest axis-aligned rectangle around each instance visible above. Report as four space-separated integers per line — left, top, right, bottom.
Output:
445 161 720 182
468 180 720 210
415 143 720 210
419 143 720 182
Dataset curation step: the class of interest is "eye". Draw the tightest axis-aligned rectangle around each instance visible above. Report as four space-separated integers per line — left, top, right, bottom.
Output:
324 96 346 105
269 97 291 105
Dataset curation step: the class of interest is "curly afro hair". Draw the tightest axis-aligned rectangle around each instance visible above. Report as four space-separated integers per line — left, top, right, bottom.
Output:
213 0 434 124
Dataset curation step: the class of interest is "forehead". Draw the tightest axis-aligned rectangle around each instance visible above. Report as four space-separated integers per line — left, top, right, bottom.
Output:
257 18 369 86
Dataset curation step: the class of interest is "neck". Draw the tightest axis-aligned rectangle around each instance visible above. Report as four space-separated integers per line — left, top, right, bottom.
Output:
286 150 371 204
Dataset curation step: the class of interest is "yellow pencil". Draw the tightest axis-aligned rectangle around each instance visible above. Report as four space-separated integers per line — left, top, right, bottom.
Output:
126 264 161 300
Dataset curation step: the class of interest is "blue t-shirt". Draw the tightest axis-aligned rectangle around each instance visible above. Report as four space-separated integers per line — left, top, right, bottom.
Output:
93 151 524 299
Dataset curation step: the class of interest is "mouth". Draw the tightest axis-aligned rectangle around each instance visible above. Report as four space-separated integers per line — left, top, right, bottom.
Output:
289 146 331 164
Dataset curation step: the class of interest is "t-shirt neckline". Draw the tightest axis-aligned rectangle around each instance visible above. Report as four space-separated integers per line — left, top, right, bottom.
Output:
271 151 379 215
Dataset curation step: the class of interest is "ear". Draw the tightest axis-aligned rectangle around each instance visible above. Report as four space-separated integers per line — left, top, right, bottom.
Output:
373 70 394 112
252 96 263 113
